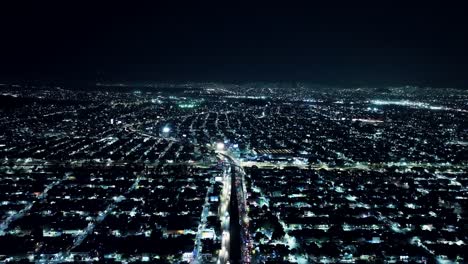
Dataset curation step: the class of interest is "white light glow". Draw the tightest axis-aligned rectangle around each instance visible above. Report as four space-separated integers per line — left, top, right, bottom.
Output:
216 142 225 151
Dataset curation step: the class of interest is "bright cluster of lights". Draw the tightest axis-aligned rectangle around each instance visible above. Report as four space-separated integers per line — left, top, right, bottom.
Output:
178 103 198 108
216 142 225 151
371 100 468 112
371 100 428 107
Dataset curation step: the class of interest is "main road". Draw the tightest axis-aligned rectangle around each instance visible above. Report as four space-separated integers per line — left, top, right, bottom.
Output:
220 152 252 264
229 162 242 263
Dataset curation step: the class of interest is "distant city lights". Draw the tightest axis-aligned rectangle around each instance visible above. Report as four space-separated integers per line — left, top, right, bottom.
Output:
371 99 468 113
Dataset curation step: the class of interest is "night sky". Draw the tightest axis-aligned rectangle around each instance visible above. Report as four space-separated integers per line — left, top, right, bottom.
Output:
1 2 468 88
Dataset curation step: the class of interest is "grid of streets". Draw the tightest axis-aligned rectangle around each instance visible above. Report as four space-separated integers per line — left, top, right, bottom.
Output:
0 83 466 263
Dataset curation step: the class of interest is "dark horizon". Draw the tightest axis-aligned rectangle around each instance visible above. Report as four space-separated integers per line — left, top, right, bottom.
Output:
1 2 468 88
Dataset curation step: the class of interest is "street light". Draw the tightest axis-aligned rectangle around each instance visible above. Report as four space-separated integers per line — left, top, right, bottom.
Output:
216 142 225 151
162 126 171 133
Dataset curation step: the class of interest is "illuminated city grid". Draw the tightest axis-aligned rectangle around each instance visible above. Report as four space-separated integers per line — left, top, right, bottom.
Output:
0 83 466 263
